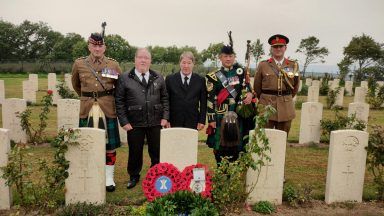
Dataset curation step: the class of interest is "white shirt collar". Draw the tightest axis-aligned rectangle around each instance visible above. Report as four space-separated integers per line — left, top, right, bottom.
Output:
135 69 149 81
180 71 192 80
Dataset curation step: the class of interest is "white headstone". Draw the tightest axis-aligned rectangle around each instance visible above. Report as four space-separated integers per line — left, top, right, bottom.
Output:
325 130 369 203
48 73 60 104
22 80 36 103
65 128 106 205
28 74 38 92
360 81 368 89
298 80 303 92
160 128 198 171
0 80 5 104
330 79 340 90
57 99 80 130
311 80 320 87
354 87 367 103
65 74 74 91
305 78 312 86
246 129 287 205
348 102 369 131
334 87 344 107
307 86 319 102
250 77 254 89
299 102 323 144
118 124 127 144
345 81 353 96
0 129 12 210
2 99 27 143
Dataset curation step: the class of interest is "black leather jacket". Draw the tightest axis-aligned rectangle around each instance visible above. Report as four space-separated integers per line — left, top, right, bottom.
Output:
115 68 169 127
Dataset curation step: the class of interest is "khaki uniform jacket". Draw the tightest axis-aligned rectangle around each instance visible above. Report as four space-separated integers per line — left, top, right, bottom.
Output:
71 55 122 118
253 58 300 122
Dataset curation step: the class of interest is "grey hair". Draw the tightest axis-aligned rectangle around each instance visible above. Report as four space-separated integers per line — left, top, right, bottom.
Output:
135 47 152 59
179 51 195 63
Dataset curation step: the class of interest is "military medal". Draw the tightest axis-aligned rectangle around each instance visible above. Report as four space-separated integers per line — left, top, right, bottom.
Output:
101 68 119 79
236 68 243 75
228 76 240 86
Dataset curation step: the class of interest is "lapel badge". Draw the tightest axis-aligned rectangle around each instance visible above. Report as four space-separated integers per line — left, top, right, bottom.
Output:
236 68 243 75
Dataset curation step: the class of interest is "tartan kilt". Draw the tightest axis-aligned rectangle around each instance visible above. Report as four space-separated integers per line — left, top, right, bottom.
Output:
79 117 121 150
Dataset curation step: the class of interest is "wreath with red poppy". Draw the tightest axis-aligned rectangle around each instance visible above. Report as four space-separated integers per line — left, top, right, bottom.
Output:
178 163 212 199
142 162 181 201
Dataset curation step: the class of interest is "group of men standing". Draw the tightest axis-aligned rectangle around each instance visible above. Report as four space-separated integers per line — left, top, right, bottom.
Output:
71 31 300 192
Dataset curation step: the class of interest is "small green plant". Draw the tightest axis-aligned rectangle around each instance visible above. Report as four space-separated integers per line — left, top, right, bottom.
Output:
18 90 53 145
283 184 313 207
320 109 366 143
57 82 79 99
366 82 384 109
252 201 275 214
326 86 341 109
56 203 112 216
319 78 330 96
0 128 79 212
283 184 298 206
145 190 218 216
366 125 384 200
212 104 275 214
297 84 308 96
295 98 304 109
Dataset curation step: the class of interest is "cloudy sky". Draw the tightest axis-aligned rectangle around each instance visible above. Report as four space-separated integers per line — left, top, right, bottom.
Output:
1 0 383 72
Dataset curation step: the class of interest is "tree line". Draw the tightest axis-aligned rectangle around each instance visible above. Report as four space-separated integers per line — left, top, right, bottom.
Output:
0 19 383 82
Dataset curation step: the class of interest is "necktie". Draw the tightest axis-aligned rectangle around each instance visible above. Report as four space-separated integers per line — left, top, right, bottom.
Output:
277 62 282 68
184 76 189 88
141 73 147 87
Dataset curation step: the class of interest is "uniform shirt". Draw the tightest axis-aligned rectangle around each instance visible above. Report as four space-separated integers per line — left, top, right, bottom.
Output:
71 54 121 118
253 58 300 122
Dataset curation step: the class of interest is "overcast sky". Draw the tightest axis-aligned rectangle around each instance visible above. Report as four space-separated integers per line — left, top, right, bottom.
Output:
1 0 383 72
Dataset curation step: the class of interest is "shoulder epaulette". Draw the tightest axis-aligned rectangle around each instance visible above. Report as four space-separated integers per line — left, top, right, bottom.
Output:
76 56 87 60
107 57 118 62
206 70 218 82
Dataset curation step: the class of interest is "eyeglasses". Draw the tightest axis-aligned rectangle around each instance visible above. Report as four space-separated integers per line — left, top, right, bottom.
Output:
272 45 285 49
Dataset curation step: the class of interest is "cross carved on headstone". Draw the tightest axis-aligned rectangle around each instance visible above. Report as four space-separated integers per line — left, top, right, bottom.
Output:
79 169 93 192
342 165 354 186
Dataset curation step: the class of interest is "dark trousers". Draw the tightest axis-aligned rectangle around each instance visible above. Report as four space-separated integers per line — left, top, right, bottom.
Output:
266 120 292 135
127 126 161 180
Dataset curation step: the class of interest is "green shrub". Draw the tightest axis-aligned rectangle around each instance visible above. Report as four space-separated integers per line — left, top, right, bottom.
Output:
295 98 304 109
145 190 218 216
297 84 308 96
283 184 313 207
320 109 366 143
252 201 275 214
366 125 384 200
319 78 330 96
57 82 79 99
326 87 340 109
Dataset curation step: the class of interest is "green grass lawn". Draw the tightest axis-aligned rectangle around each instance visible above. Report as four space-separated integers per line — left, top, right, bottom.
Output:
0 74 383 206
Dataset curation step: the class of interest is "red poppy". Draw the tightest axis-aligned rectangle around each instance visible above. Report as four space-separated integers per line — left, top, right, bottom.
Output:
142 163 181 201
47 90 53 95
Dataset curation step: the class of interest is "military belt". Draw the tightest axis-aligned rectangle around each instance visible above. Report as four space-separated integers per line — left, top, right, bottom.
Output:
81 89 114 98
262 90 291 96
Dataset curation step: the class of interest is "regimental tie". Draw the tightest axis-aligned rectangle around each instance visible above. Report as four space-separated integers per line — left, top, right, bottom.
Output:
184 76 189 88
141 73 147 87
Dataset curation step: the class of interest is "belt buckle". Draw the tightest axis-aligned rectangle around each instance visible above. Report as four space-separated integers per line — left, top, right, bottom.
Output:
277 90 282 96
92 91 98 98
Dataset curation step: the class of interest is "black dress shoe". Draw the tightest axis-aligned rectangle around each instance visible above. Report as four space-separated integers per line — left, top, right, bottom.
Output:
127 179 139 189
106 185 115 192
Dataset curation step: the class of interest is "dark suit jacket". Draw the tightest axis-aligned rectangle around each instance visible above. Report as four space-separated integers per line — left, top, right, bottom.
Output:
166 72 207 129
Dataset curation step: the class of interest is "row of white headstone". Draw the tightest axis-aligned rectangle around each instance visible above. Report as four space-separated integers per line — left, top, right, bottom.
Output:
0 126 369 208
0 73 74 105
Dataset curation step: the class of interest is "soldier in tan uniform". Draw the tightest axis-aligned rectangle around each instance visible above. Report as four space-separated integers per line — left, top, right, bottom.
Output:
253 34 300 134
72 32 122 192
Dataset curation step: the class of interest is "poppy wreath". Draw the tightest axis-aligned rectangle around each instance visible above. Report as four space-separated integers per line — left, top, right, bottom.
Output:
142 162 181 201
178 163 212 199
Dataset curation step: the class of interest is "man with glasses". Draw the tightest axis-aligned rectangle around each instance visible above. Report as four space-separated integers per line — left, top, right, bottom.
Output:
253 34 300 134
